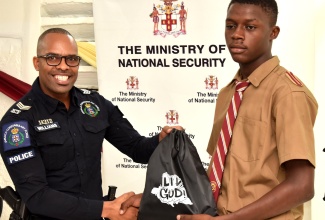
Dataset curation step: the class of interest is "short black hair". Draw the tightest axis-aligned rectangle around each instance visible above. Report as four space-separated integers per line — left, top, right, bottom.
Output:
228 0 278 26
37 28 75 54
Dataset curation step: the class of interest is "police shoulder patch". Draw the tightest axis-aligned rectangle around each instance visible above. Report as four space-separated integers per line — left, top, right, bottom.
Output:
286 71 303 87
7 149 35 165
2 120 31 152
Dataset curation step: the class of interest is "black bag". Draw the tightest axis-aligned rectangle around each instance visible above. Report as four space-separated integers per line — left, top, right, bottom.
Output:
138 129 218 220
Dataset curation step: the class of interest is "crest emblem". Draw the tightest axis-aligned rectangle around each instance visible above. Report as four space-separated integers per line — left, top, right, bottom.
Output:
205 75 218 90
165 110 179 125
10 127 23 146
2 121 31 151
150 0 188 37
126 76 139 90
80 101 100 117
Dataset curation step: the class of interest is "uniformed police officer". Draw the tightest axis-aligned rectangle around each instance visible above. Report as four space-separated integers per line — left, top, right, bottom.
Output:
0 28 180 220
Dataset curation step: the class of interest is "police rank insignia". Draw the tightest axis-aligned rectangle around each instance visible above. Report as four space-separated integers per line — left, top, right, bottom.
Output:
80 101 100 117
2 120 31 151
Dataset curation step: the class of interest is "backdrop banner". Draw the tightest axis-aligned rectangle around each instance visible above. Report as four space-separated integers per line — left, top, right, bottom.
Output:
93 0 315 196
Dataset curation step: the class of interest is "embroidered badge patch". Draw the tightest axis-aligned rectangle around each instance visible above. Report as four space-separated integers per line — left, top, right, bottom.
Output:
2 120 31 151
151 172 193 207
286 71 303 87
80 101 100 117
7 149 35 165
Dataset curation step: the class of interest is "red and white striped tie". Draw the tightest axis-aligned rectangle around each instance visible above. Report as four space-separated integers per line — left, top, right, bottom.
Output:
209 80 250 201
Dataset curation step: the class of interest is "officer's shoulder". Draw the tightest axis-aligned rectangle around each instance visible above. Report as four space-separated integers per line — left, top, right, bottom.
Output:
75 88 99 96
4 93 34 117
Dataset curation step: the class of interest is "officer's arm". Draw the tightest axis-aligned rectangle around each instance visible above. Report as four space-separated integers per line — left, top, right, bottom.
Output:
1 118 103 220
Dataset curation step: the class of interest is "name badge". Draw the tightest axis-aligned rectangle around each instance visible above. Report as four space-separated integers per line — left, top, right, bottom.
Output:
34 122 60 132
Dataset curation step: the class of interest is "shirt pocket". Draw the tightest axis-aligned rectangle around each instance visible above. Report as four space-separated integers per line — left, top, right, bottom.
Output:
230 116 267 162
82 120 109 157
36 129 73 171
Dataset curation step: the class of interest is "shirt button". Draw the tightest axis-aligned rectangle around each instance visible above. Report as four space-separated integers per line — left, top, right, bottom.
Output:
73 133 76 137
76 152 80 156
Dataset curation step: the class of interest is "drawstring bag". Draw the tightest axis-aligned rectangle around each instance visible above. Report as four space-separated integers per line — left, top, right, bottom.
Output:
138 129 218 220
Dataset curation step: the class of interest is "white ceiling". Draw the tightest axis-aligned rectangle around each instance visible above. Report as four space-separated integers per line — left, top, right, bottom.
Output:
40 0 97 89
41 0 95 41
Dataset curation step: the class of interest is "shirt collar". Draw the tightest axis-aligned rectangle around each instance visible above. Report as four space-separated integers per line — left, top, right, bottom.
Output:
231 56 280 87
32 77 79 114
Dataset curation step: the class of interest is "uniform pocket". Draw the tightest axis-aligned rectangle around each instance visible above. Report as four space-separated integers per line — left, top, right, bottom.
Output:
82 120 109 157
82 120 109 134
230 116 267 162
36 129 73 171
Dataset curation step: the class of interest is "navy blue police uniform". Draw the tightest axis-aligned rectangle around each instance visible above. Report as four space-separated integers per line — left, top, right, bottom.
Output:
0 78 159 220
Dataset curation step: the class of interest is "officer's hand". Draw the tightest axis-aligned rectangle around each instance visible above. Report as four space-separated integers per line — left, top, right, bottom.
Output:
159 126 184 141
102 192 138 220
119 193 142 215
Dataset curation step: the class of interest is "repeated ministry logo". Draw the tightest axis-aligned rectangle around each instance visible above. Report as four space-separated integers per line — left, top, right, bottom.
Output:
126 76 139 90
204 75 218 90
150 0 188 37
165 110 179 125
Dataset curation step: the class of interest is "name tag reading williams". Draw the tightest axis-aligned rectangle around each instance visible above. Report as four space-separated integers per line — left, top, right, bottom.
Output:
7 149 36 165
34 122 60 132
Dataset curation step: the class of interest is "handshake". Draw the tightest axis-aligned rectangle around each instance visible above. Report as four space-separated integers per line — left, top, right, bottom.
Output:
102 189 142 220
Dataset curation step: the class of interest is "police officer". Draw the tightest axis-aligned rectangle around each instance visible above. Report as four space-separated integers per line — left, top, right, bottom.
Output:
0 28 179 220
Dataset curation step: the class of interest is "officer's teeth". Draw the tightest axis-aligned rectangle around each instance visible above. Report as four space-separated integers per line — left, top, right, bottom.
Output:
55 75 68 81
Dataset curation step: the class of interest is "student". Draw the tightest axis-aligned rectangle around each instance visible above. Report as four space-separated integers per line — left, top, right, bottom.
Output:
0 27 180 220
120 0 318 219
176 0 317 219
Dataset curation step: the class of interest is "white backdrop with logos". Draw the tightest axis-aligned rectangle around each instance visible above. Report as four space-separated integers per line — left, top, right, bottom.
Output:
93 2 319 218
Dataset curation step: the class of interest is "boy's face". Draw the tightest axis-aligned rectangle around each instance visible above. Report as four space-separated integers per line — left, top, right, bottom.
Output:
225 3 278 68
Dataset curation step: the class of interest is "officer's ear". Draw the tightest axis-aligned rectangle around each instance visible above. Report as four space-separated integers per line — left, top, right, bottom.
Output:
33 56 40 71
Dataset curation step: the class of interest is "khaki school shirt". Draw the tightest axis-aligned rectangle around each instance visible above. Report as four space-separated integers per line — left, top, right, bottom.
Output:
207 56 318 219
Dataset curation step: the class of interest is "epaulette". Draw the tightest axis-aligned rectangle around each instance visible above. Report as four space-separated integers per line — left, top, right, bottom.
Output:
285 71 303 87
10 101 32 115
80 88 92 95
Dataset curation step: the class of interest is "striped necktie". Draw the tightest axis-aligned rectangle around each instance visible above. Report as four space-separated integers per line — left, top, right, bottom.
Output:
209 80 250 201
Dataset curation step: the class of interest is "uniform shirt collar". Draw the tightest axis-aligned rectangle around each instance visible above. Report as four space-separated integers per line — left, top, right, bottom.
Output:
32 77 79 114
231 56 280 87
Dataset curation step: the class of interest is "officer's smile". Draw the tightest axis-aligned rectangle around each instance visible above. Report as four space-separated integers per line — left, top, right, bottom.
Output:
55 75 69 81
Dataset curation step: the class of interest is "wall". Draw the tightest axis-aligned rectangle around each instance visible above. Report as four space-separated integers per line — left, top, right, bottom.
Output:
312 0 325 218
0 1 33 218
